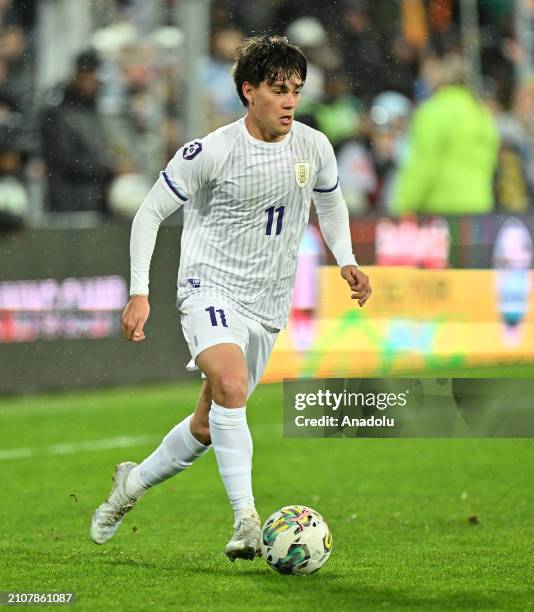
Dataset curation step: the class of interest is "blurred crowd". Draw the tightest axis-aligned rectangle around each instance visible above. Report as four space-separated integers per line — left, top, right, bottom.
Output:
1 0 533 231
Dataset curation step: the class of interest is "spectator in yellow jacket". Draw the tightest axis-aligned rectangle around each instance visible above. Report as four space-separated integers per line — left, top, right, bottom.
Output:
391 54 499 215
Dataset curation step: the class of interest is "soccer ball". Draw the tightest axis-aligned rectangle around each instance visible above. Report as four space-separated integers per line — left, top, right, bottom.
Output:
260 505 332 575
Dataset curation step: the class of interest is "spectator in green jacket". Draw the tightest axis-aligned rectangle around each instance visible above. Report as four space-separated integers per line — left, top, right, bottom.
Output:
391 54 499 215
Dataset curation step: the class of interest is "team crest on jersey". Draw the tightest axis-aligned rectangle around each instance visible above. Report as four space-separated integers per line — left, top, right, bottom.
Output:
294 161 310 187
183 141 202 160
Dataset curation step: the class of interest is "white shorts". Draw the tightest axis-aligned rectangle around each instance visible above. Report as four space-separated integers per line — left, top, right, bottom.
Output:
180 294 279 397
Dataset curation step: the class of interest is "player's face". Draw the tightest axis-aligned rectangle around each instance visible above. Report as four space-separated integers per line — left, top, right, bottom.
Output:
244 76 304 142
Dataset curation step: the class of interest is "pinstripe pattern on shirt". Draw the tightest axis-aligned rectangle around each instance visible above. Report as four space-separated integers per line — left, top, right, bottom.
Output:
163 119 338 329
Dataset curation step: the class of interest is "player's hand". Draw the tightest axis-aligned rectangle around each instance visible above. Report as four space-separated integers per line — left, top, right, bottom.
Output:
121 295 150 342
340 266 372 307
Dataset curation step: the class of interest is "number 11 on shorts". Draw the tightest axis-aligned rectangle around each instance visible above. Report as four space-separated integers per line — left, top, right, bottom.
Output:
206 306 228 327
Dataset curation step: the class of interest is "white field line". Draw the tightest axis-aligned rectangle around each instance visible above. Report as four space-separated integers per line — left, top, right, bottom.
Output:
0 435 157 462
0 424 279 462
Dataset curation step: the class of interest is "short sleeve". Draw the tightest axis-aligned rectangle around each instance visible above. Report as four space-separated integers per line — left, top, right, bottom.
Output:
160 136 218 203
313 133 340 194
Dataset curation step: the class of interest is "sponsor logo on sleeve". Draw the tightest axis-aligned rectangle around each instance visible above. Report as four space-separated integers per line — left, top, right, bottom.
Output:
183 141 203 160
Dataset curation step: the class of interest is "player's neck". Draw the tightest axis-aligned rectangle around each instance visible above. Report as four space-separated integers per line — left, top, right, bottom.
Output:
244 115 288 143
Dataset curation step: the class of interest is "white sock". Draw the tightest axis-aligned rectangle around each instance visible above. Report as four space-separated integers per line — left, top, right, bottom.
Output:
126 414 210 498
208 401 255 515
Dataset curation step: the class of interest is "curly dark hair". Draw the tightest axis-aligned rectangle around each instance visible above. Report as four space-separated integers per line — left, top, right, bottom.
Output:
232 34 307 107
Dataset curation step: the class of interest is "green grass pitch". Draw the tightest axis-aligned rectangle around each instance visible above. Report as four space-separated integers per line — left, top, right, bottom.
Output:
1 367 534 610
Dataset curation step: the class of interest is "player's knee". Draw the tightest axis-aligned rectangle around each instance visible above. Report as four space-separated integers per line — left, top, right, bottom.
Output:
211 374 248 407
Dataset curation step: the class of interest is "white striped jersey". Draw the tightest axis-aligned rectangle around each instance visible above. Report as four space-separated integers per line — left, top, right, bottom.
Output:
160 118 340 330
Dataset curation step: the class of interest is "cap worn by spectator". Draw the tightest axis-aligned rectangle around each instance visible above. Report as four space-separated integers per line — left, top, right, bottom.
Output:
371 91 412 130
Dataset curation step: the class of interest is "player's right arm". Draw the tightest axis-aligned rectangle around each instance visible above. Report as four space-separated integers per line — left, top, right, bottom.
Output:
124 137 219 342
123 180 180 341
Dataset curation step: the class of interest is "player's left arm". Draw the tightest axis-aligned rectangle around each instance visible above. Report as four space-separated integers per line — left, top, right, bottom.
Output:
313 135 372 307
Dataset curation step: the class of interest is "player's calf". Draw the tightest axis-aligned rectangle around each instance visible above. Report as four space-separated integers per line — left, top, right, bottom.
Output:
189 414 211 445
190 380 213 445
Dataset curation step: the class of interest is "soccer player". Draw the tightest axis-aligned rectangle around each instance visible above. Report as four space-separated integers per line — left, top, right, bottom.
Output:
90 34 372 561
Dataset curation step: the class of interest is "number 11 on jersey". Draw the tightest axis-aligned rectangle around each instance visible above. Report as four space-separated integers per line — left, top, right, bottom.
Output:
265 205 285 236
